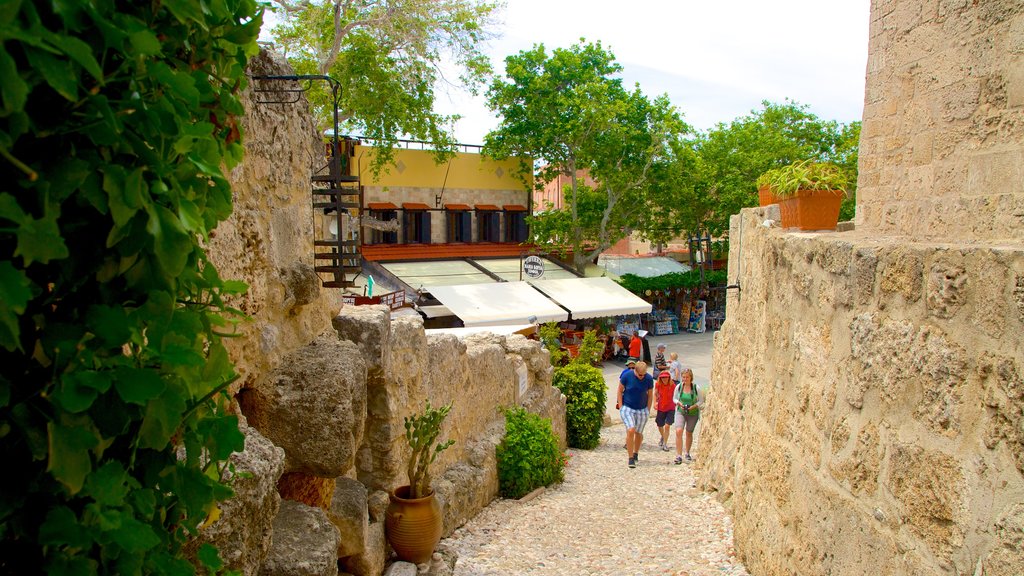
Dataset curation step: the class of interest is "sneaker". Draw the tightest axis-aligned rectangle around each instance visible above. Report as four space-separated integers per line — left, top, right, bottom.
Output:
628 457 636 469
685 453 692 462
658 439 664 449
633 452 638 462
674 456 683 465
661 444 670 452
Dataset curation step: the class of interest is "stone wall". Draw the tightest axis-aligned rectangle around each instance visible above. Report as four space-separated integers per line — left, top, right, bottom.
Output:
207 49 340 390
857 0 1024 240
194 50 566 576
698 206 1024 575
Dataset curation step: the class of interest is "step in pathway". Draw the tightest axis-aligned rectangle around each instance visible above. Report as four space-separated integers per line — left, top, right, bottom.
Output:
443 422 749 575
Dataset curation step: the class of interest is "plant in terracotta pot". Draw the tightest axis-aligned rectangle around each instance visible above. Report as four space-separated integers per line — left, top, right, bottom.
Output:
756 160 851 230
385 400 455 564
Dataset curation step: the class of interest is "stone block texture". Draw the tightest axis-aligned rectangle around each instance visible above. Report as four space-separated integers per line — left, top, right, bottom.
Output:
698 207 1024 576
856 0 1024 240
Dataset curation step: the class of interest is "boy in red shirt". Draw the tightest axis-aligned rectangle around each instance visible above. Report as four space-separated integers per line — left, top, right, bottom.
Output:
653 370 676 451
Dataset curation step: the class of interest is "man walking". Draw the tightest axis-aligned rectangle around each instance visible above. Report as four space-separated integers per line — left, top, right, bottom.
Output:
617 361 654 468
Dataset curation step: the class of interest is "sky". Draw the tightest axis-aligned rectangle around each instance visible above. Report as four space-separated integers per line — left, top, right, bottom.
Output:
262 0 871 145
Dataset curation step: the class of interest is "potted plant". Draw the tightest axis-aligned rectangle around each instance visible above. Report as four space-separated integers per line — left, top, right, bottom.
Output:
385 400 455 564
756 160 851 230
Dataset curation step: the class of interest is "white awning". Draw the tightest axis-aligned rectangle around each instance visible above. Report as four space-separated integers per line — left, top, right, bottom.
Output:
427 282 568 327
426 324 536 338
528 276 652 320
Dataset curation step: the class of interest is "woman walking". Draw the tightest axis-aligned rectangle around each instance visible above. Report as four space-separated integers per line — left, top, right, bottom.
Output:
673 368 700 464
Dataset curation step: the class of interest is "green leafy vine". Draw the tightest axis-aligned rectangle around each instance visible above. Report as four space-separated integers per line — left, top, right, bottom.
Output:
0 1 261 574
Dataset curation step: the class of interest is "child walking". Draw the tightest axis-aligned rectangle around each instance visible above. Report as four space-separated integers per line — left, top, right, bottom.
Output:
653 371 676 451
673 368 700 464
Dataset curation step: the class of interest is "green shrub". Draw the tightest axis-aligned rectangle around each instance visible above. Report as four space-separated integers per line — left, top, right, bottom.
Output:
496 407 566 499
552 363 607 449
0 1 260 572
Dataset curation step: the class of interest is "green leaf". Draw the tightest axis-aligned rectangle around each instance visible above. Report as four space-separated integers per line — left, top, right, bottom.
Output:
50 35 104 82
0 45 28 114
0 260 32 351
128 488 156 519
109 517 160 552
39 506 93 549
25 46 78 101
0 193 71 265
162 0 207 26
128 30 161 56
83 461 131 506
146 203 191 277
54 373 101 413
113 367 166 405
86 305 133 345
197 543 223 571
47 420 99 494
202 415 244 460
138 393 186 449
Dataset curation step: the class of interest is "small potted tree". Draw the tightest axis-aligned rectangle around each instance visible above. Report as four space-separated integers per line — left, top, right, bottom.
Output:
385 400 455 564
756 160 852 230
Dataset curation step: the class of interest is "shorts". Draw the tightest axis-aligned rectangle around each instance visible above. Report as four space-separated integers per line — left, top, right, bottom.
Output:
619 406 649 433
674 410 699 433
655 410 675 427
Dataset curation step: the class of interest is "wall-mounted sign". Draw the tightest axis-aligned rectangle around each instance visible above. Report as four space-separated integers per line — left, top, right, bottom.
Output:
523 255 545 279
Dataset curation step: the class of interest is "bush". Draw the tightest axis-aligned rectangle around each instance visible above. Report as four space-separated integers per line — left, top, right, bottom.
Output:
497 408 566 499
552 363 607 449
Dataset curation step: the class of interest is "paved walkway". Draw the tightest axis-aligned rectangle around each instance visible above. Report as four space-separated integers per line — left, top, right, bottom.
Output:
444 331 748 576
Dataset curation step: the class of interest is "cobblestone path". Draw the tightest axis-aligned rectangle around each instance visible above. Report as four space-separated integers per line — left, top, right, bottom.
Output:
443 422 749 576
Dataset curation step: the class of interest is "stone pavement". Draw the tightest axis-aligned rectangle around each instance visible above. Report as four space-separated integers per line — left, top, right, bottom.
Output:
443 422 747 576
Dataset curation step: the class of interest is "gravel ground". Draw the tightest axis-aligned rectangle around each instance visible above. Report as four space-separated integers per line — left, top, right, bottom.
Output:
444 422 749 576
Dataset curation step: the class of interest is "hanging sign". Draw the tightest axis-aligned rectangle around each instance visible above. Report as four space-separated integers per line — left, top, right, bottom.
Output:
523 255 545 279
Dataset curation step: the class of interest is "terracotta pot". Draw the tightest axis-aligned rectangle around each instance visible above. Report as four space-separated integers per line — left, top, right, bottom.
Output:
757 185 776 207
778 189 844 231
385 485 442 564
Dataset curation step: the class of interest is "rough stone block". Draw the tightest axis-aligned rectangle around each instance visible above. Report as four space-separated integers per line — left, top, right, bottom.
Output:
925 253 969 319
382 562 417 576
888 444 966 560
241 334 367 477
333 305 391 374
188 422 285 576
279 472 336 509
261 500 341 576
984 502 1024 575
341 520 388 576
280 262 321 313
879 247 923 302
329 478 369 559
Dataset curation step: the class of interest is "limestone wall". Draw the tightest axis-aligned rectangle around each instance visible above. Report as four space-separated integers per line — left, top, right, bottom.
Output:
698 206 1024 575
857 0 1024 240
208 49 339 390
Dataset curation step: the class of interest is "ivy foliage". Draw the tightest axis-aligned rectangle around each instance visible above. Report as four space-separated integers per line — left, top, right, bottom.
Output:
496 407 565 499
552 363 606 450
0 1 261 574
617 270 728 295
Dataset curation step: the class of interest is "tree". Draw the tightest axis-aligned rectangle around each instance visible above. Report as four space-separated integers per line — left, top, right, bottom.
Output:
484 41 688 273
269 0 500 171
680 100 853 237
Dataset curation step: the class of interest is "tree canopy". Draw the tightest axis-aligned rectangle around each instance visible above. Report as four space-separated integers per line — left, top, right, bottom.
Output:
674 100 859 236
484 41 688 272
269 0 500 171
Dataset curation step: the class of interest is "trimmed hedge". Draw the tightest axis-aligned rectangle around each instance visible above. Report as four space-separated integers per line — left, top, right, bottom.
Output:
496 408 565 499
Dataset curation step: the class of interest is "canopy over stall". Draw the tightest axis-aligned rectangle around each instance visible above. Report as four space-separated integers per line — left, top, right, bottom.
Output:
427 282 568 327
529 276 652 320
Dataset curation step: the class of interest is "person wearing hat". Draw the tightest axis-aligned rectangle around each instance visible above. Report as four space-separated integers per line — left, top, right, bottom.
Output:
653 370 676 451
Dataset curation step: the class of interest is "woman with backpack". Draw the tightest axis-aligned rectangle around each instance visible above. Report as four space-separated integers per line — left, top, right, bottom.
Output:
673 368 700 464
